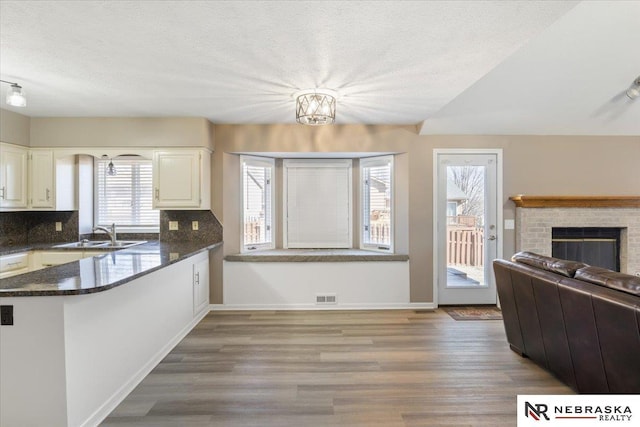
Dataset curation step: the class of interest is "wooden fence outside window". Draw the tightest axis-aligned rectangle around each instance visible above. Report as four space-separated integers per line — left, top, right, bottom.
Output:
447 226 484 267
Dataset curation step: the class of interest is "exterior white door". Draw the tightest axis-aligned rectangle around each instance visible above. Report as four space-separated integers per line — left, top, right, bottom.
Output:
435 151 501 305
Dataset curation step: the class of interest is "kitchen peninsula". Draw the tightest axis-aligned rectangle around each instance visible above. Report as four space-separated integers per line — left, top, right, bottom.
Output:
0 240 221 427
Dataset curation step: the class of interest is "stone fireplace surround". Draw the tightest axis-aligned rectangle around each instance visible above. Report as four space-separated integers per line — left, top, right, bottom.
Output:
511 196 640 276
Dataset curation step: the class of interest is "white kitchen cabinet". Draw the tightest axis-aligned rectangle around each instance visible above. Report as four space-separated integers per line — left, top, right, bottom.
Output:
152 149 211 209
0 144 76 211
1 251 88 278
29 150 76 210
0 252 30 279
29 150 55 208
31 251 87 269
193 254 210 316
0 142 28 209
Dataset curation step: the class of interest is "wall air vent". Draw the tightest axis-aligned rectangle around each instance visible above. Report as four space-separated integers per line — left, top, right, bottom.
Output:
316 294 337 305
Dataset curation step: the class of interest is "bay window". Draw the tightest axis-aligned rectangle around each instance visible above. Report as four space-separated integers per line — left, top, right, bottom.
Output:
284 159 352 248
241 156 274 251
361 156 393 251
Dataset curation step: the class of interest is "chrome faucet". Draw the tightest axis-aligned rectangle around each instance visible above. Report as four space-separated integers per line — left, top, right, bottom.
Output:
93 223 117 245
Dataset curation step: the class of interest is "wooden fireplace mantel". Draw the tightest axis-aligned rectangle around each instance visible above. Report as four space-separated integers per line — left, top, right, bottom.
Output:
509 195 640 208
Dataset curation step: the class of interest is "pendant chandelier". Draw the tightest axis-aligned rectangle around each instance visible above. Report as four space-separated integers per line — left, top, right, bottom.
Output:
295 89 336 125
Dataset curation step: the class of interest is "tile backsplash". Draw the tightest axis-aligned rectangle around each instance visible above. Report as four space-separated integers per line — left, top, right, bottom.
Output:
160 210 222 244
0 209 223 247
0 211 79 246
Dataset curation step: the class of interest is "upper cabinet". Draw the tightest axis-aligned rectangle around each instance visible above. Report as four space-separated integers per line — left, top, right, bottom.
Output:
29 149 76 210
153 149 211 210
29 150 54 209
0 143 76 211
0 143 28 209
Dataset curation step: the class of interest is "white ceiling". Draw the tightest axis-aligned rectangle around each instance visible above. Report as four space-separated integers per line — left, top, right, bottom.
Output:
1 1 638 135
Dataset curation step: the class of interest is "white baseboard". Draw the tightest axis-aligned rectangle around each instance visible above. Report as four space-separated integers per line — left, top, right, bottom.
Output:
209 302 436 311
83 309 209 427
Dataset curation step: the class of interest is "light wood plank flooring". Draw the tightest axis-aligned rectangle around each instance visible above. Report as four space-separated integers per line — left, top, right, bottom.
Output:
102 309 573 426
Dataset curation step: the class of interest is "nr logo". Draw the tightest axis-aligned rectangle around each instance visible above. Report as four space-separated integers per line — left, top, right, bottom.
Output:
525 402 550 421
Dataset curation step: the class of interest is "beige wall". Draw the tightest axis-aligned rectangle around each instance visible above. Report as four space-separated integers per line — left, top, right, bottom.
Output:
30 117 214 149
2 113 637 304
0 108 30 146
212 125 640 303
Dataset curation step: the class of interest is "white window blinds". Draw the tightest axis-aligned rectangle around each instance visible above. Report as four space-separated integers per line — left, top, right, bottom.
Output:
284 159 352 248
361 156 392 250
241 156 274 251
95 158 159 230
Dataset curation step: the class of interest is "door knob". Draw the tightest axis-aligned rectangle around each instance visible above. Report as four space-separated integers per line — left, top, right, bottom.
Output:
488 235 497 241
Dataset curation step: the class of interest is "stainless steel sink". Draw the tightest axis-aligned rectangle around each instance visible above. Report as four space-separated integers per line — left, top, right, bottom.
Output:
54 241 109 248
104 240 147 248
53 240 146 249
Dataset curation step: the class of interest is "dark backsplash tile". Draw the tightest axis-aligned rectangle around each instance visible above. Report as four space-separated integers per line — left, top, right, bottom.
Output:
28 211 79 243
0 211 79 246
0 212 28 246
160 210 222 244
1 210 222 247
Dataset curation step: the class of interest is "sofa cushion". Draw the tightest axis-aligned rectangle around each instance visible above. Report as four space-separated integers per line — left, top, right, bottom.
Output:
512 251 587 278
575 266 640 297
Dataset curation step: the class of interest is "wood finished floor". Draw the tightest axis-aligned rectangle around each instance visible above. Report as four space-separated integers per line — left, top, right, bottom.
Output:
102 310 573 427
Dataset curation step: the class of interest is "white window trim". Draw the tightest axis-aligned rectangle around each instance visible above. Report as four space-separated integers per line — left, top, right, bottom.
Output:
283 159 353 249
94 156 159 233
240 155 275 253
360 155 394 253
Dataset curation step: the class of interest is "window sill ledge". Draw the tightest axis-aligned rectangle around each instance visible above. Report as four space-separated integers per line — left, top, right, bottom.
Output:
225 249 409 263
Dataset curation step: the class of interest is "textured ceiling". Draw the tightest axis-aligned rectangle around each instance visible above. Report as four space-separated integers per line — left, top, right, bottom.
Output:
1 0 579 127
420 1 640 135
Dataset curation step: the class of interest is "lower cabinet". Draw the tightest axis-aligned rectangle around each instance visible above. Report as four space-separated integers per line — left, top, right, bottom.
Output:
0 250 210 427
193 255 210 315
32 251 87 269
1 251 93 277
0 252 30 278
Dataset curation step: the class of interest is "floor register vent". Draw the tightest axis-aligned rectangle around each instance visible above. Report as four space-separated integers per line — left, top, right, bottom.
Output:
316 294 337 305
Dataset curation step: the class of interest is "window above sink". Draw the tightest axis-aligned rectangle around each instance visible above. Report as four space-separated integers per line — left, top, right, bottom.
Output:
95 156 159 233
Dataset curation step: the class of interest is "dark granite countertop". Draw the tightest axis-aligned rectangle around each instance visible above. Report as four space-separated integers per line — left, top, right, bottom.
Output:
0 241 222 297
224 249 409 262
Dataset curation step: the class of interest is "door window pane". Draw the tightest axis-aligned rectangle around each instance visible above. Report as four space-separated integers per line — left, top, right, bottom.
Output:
446 165 485 288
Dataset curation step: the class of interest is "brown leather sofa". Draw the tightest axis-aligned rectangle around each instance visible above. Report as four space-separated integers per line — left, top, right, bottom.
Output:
493 251 640 393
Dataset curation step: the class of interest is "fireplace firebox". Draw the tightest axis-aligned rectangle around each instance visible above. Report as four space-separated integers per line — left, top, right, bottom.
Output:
552 227 621 272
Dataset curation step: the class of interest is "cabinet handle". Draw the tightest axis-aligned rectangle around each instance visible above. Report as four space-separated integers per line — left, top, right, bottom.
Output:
46 188 51 201
195 271 200 285
0 186 4 199
155 188 159 200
